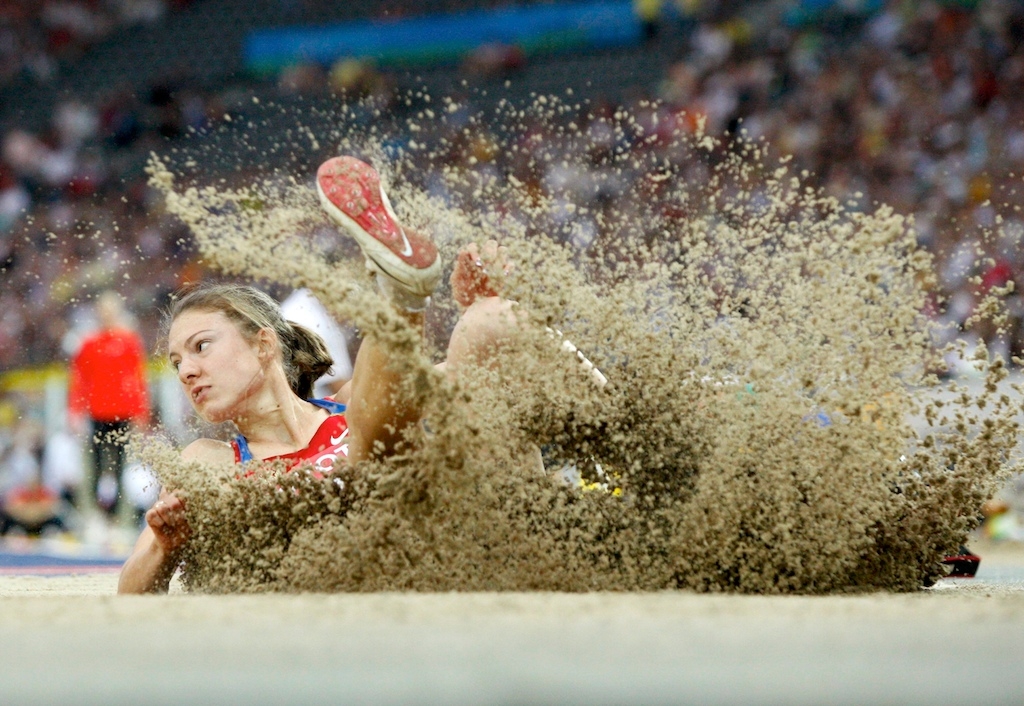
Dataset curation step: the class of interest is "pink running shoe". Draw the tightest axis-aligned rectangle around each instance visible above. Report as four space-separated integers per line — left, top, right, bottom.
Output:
316 156 441 303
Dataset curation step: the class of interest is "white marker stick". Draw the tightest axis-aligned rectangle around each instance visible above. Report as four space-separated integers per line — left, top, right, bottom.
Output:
547 327 608 388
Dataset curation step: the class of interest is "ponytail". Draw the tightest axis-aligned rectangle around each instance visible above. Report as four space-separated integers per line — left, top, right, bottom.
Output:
282 321 334 399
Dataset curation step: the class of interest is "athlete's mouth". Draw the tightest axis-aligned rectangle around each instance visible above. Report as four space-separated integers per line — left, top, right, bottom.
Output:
191 385 209 403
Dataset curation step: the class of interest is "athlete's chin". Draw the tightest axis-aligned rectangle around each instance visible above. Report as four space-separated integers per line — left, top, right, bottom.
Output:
193 402 231 424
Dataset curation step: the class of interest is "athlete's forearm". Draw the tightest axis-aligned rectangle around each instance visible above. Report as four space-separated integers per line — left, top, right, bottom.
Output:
117 536 179 594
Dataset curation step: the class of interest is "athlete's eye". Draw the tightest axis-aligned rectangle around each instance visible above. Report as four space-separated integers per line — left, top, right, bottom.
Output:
197 339 210 353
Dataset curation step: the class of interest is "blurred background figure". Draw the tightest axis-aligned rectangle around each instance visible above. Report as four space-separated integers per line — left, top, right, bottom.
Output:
40 416 85 534
0 418 68 538
67 290 150 524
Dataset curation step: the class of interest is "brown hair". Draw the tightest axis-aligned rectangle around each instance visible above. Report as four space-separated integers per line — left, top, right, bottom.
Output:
167 283 333 400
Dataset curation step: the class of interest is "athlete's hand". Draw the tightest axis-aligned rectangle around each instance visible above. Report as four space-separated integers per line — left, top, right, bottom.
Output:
145 490 191 555
450 240 512 308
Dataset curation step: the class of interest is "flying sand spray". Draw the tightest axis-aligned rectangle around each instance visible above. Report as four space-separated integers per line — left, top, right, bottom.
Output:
135 93 1021 593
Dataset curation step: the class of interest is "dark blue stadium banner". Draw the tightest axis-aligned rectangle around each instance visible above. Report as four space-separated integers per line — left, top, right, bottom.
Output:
244 1 643 74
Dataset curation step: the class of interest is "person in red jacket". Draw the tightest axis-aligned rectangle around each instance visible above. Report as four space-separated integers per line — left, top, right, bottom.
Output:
68 290 150 519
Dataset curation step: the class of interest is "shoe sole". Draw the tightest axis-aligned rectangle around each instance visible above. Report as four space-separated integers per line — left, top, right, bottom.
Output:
942 552 981 578
316 158 441 297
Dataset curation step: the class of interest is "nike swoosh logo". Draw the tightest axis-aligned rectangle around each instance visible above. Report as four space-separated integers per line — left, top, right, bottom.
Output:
397 226 413 258
378 183 414 258
330 429 349 445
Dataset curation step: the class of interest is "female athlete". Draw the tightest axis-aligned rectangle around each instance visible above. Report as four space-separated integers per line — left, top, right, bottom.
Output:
118 156 519 593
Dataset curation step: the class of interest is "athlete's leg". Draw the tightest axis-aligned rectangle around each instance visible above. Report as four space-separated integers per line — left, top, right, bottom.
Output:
441 295 521 376
344 310 427 462
318 157 603 465
441 240 522 375
316 156 441 463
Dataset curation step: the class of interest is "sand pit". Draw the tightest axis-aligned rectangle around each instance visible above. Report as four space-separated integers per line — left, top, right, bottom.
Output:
2 540 1024 705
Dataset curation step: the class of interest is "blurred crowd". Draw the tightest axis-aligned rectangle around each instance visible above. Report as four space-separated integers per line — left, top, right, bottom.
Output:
3 0 1024 537
0 0 192 89
0 16 221 374
3 1 1024 372
652 0 1024 368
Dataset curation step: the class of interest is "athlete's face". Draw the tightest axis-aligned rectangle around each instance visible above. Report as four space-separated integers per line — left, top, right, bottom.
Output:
167 309 267 423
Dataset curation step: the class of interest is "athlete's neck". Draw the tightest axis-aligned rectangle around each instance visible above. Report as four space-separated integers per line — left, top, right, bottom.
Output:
234 386 326 450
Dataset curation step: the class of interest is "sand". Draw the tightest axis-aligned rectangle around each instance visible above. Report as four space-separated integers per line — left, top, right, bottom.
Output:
138 97 1024 595
2 539 1024 705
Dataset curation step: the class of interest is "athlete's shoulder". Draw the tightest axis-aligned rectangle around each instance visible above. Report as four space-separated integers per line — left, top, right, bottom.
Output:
181 437 235 465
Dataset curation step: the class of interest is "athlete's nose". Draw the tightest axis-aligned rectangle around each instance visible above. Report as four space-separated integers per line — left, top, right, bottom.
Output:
177 356 199 383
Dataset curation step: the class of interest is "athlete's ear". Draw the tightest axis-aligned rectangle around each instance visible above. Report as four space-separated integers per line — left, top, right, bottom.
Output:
255 327 278 360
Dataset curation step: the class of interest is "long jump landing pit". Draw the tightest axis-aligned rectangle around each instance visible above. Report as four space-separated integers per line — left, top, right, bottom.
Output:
2 540 1023 706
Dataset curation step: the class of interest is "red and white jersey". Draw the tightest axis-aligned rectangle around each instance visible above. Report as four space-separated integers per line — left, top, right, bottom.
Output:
231 399 349 476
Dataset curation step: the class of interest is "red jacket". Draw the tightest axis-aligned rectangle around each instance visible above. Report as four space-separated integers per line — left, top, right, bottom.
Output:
68 327 150 424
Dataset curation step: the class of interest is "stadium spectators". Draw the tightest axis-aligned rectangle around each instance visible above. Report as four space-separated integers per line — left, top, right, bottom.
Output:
1 0 1024 379
650 0 1024 367
0 1 190 90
